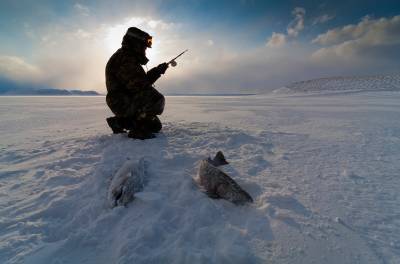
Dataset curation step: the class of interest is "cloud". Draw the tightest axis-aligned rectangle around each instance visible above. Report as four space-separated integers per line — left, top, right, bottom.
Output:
312 15 400 46
160 44 337 94
0 56 42 83
74 3 90 16
0 14 196 92
311 15 400 64
206 39 214 46
266 7 305 49
0 12 187 91
287 7 306 37
266 32 286 47
1 4 398 95
266 7 306 48
312 14 335 25
312 15 371 45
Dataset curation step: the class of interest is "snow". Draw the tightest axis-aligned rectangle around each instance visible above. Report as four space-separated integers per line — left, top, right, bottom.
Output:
277 73 400 94
1 89 400 263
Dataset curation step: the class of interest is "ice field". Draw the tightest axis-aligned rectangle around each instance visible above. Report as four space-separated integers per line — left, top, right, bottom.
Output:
1 88 400 263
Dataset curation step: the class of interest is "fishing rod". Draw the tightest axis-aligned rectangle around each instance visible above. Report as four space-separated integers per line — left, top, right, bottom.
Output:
168 49 188 67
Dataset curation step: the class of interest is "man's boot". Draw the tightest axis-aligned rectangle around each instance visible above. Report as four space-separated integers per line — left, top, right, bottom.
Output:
141 116 162 133
106 116 125 134
127 128 155 140
120 116 136 130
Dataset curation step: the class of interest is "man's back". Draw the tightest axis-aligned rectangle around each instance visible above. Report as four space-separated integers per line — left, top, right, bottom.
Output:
105 48 147 95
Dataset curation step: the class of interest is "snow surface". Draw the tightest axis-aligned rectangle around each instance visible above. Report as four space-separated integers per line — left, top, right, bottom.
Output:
1 90 400 263
275 74 400 94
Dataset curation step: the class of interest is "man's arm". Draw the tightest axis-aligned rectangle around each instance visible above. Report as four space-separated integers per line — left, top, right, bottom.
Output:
117 58 168 90
146 63 168 84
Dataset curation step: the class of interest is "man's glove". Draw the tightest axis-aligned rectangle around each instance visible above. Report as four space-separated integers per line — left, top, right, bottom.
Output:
157 63 168 75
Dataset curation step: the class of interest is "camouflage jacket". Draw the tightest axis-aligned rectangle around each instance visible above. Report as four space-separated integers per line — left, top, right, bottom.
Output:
105 48 162 95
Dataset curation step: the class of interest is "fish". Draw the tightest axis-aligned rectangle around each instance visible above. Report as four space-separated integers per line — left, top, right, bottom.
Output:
207 150 229 166
197 151 253 205
108 157 149 207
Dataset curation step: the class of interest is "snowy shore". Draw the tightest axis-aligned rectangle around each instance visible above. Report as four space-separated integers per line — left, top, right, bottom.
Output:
1 91 400 263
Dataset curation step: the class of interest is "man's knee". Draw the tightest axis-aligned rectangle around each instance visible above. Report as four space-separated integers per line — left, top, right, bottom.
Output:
137 116 162 133
107 93 137 117
107 88 165 118
142 88 165 116
152 96 165 115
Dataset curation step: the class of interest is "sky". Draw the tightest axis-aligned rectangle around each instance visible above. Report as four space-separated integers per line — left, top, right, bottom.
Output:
0 0 399 94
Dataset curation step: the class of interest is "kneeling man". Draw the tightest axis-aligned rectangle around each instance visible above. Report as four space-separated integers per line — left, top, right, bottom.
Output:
105 27 168 139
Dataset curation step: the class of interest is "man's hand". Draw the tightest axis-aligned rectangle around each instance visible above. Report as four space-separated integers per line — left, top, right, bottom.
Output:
146 63 168 84
157 63 168 75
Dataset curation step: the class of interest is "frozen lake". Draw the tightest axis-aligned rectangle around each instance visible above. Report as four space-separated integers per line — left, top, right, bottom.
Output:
1 93 400 263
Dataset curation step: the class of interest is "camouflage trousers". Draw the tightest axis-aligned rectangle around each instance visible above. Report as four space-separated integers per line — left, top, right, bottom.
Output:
106 86 165 133
106 86 165 118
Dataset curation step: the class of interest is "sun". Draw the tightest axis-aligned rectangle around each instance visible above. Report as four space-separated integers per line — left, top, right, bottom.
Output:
104 24 126 54
104 17 161 64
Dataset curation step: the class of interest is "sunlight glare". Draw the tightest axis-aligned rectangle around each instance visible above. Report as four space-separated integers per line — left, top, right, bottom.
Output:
104 17 160 64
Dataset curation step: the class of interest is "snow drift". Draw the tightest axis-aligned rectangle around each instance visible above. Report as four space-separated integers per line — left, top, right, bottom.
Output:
274 73 400 94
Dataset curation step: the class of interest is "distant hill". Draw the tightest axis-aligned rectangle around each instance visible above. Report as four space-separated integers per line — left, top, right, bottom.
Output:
273 73 400 94
0 78 100 95
1 88 100 96
165 93 256 96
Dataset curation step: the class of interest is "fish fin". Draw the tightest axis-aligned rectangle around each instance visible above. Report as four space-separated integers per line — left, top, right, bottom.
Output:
210 151 229 166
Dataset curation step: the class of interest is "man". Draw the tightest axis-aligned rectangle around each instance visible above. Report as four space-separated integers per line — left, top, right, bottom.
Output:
105 27 168 139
